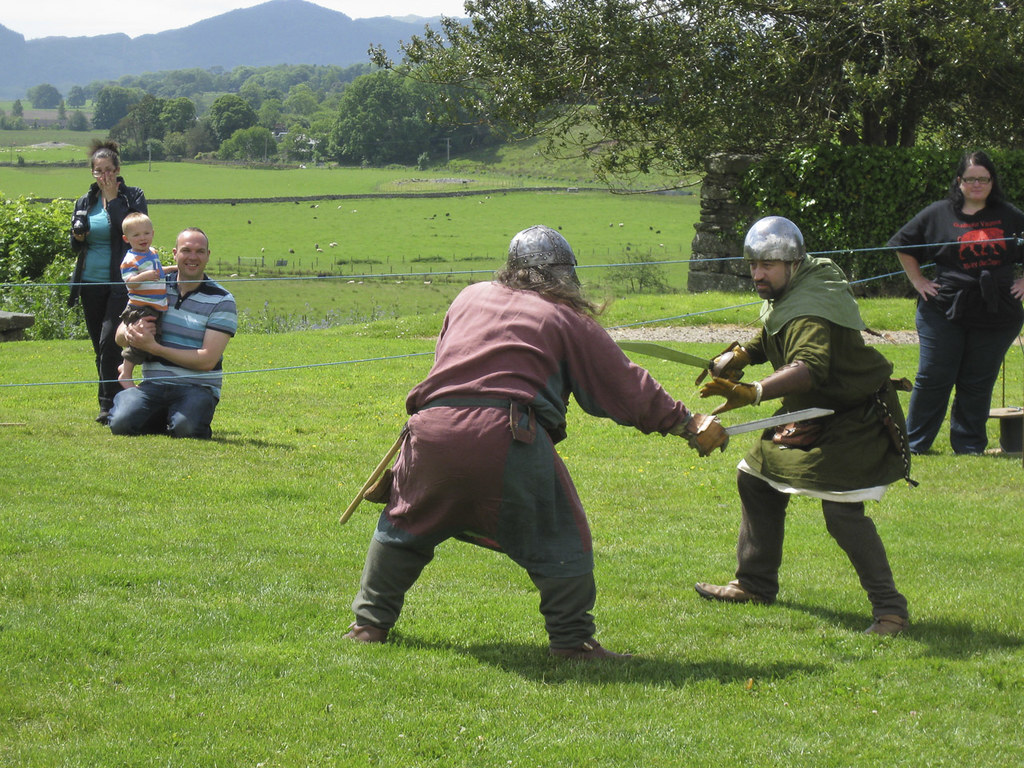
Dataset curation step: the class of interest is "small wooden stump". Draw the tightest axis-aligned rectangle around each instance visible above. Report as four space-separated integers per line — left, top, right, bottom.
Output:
989 406 1024 455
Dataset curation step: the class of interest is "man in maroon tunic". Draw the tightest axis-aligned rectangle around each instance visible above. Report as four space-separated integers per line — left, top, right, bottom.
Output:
345 225 728 659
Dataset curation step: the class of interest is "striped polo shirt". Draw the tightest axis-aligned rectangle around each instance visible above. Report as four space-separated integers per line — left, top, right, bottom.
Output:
142 276 237 396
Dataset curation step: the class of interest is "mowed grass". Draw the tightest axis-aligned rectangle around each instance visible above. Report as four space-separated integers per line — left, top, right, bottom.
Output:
4 142 1023 764
2 302 1023 767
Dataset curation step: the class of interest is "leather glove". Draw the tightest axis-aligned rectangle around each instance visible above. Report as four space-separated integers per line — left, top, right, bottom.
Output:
699 376 760 415
670 412 729 457
695 342 751 385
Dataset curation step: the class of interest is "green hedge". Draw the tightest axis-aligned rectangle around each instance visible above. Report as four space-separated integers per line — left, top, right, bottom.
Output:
0 195 85 340
740 146 1024 294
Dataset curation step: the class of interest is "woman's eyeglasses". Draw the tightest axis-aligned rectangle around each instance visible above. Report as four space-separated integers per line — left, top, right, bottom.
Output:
961 176 992 185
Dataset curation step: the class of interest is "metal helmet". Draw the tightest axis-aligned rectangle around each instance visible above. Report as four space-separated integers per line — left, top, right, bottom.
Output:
507 225 577 270
743 216 806 262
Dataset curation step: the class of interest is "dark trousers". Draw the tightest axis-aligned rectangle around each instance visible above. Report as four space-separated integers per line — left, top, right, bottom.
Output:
351 536 598 647
910 299 1023 454
79 282 128 412
735 471 908 619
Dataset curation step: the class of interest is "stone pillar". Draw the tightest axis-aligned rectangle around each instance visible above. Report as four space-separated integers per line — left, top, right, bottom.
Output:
688 153 759 293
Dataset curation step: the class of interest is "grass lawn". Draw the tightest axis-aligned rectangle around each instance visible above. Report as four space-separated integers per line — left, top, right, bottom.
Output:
2 308 1022 766
3 132 1022 765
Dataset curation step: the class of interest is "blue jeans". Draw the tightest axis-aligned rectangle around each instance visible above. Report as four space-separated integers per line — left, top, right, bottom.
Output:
908 299 1022 454
109 380 219 439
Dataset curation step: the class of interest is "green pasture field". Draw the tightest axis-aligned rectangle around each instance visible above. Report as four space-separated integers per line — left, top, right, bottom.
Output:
3 156 705 327
1 159 536 199
2 320 1022 766
0 129 105 165
171 191 698 324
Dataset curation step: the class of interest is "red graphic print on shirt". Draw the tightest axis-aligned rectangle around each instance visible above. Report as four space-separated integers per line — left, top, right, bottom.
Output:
957 225 1005 271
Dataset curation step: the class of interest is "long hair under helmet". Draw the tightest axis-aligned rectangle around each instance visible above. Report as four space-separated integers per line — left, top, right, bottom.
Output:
499 225 601 315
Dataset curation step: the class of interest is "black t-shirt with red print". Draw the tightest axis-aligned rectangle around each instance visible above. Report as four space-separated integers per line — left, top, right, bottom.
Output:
889 198 1024 273
889 198 1024 326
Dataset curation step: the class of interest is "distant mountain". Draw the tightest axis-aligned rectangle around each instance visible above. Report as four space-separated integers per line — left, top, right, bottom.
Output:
0 0 455 99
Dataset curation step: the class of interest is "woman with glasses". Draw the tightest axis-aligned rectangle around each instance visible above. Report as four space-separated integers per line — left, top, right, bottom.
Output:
889 151 1024 454
68 140 149 425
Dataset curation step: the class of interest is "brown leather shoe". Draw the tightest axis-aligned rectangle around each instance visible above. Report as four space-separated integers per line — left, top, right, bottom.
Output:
864 614 908 636
549 639 632 661
343 622 389 643
695 579 772 605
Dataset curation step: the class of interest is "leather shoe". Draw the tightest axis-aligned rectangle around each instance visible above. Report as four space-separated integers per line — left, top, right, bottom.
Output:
694 579 772 605
549 639 632 661
343 622 388 643
864 614 908 636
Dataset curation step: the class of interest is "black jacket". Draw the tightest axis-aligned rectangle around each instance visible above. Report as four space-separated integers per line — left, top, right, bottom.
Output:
67 177 148 307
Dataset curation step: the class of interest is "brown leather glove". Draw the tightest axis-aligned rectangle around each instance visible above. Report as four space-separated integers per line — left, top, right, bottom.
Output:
699 377 759 415
671 412 729 456
695 341 751 385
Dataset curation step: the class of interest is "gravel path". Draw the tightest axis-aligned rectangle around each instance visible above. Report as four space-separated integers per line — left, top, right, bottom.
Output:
607 323 919 346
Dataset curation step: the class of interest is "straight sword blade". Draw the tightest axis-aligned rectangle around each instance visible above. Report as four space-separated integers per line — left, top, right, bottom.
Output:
724 408 834 436
617 341 713 370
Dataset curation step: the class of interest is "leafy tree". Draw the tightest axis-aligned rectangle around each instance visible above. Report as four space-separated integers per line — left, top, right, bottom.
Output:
91 85 141 130
284 83 319 117
279 129 317 163
238 78 276 110
163 131 188 158
218 126 277 161
27 83 62 109
11 99 23 118
185 120 219 157
66 85 87 108
111 94 166 156
142 68 215 99
329 71 433 165
207 93 259 143
379 0 1024 180
67 111 90 131
306 112 337 163
160 97 197 134
258 99 285 131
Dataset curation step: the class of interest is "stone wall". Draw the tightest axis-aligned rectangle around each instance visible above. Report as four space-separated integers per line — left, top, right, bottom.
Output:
687 153 759 293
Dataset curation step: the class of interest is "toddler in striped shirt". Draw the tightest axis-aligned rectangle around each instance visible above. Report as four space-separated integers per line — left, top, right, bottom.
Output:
118 212 177 387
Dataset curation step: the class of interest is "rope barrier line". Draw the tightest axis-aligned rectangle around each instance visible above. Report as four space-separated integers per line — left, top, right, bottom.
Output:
2 233 1018 390
0 257 707 290
0 267 916 390
9 232 1019 290
0 351 435 389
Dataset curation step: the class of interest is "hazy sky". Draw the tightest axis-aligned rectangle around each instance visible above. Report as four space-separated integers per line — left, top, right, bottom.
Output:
4 0 467 40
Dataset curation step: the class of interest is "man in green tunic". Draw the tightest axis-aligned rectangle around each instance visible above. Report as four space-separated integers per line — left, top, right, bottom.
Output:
694 216 912 635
